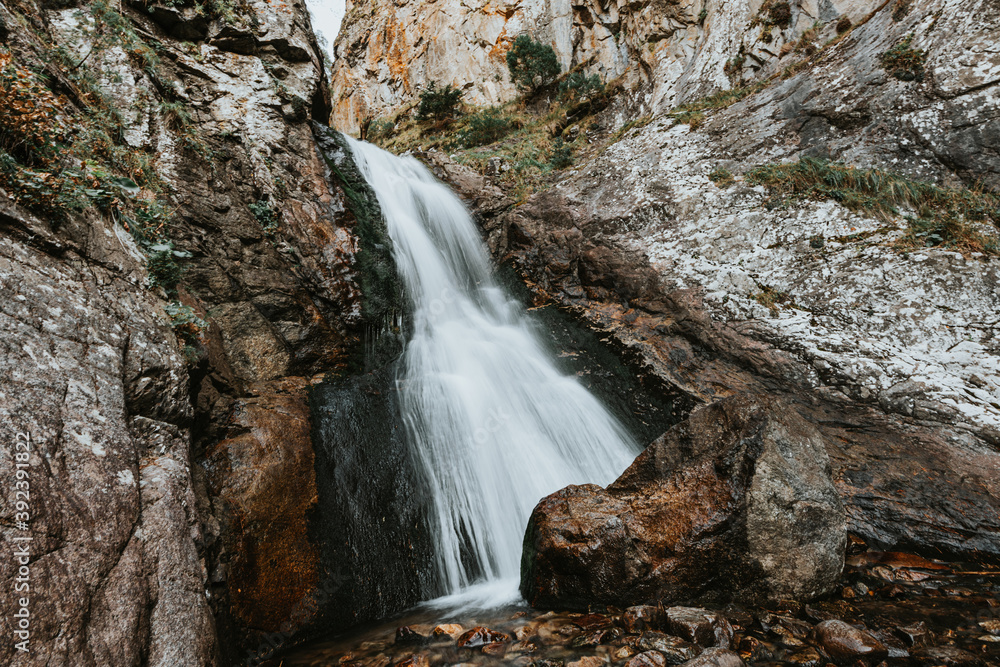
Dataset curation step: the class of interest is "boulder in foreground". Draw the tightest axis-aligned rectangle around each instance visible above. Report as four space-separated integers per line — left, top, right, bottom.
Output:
520 394 846 608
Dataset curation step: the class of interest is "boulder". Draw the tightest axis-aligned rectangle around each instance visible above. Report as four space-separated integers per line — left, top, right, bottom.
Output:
520 394 846 608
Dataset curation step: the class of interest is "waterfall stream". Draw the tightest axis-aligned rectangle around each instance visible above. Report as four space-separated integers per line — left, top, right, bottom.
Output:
345 137 639 609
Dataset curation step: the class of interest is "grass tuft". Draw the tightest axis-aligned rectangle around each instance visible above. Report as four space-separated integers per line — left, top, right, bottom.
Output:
747 157 1000 256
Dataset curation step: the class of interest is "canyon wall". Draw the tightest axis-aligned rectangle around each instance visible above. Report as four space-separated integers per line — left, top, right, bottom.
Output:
0 0 379 662
331 0 880 134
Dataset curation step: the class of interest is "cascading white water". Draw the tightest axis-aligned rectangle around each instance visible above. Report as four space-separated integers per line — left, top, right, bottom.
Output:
345 137 639 607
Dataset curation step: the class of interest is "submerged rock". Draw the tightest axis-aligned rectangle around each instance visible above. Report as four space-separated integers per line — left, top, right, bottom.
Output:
520 394 846 608
456 626 511 648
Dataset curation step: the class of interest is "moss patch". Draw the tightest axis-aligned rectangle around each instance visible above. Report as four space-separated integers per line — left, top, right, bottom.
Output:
319 128 405 369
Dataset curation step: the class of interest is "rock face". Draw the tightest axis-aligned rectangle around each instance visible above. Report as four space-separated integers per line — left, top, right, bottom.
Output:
0 0 380 663
520 394 846 609
397 0 1000 564
331 0 873 133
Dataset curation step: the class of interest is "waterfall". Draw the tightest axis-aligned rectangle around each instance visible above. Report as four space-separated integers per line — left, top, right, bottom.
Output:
344 137 639 608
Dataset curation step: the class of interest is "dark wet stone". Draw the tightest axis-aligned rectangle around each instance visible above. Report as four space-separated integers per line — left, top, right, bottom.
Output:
624 605 666 633
678 647 745 667
626 650 668 667
814 620 888 662
896 621 931 647
392 654 429 667
395 626 432 645
457 626 511 648
510 640 539 654
666 608 735 648
638 631 699 664
914 646 982 666
785 647 824 667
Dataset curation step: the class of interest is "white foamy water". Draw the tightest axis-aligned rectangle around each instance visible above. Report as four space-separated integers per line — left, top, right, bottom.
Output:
345 137 638 606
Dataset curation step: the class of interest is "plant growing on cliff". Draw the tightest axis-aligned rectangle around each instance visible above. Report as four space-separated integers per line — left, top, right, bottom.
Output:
506 35 561 91
147 241 193 296
880 34 926 82
164 301 207 362
558 73 603 102
249 198 280 235
458 107 515 148
416 82 464 121
747 157 1000 256
549 137 573 169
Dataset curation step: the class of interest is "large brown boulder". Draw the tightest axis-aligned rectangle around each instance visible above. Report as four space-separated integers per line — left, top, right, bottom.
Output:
520 394 846 609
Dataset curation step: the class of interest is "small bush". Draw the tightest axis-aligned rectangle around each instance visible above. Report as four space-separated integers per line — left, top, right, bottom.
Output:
146 241 192 296
836 16 853 33
416 82 463 121
768 1 793 27
164 301 207 361
506 35 561 91
368 118 394 142
558 73 603 101
709 166 734 187
459 107 514 148
698 8 708 24
881 34 926 81
549 137 573 169
892 0 912 21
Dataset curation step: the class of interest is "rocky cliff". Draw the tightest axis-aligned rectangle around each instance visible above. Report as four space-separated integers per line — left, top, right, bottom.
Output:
387 0 1000 576
0 0 383 663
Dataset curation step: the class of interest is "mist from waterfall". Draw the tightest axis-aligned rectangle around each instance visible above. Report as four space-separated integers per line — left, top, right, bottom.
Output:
344 136 638 609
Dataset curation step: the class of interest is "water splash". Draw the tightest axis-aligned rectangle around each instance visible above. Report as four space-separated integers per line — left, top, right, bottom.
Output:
345 137 638 604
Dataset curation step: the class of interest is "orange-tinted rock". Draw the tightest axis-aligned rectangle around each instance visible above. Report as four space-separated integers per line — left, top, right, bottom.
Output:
207 377 320 632
457 626 510 648
482 641 507 657
432 624 465 640
396 625 433 645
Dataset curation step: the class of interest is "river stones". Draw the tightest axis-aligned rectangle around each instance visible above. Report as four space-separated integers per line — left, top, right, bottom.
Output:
814 619 888 662
664 607 734 648
625 650 667 667
456 626 510 648
677 648 745 667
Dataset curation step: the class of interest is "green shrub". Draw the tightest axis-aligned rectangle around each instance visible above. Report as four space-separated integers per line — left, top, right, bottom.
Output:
146 241 193 296
416 82 463 121
708 166 734 186
249 198 279 234
459 108 514 148
558 73 603 101
506 35 561 91
881 34 925 81
549 137 573 169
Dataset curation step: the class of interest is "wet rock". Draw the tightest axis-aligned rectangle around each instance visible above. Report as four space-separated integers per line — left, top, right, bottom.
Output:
457 626 511 648
678 647 745 667
896 621 931 647
638 632 699 664
396 625 433 645
665 608 734 648
626 650 668 667
510 640 539 654
785 647 824 667
568 657 606 667
914 646 981 666
482 641 508 657
392 655 429 667
979 620 1000 636
814 620 888 663
432 624 465 640
522 395 846 609
624 606 666 633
